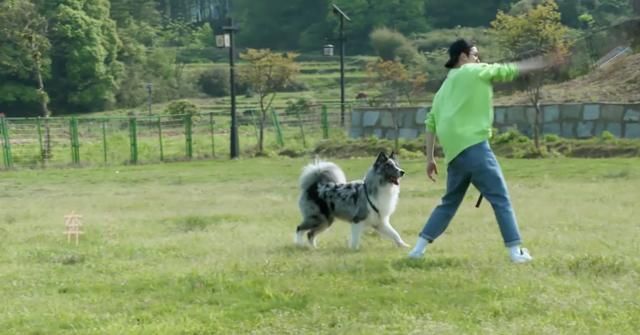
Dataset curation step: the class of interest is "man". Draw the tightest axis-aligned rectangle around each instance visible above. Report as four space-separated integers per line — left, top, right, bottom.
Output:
408 39 557 263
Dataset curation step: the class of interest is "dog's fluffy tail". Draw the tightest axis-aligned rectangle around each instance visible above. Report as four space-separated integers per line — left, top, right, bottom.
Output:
299 158 347 191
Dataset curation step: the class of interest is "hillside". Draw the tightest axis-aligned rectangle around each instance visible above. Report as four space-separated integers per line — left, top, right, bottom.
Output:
496 52 640 105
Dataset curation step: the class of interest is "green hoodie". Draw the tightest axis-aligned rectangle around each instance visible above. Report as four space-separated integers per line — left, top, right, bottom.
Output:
426 62 519 164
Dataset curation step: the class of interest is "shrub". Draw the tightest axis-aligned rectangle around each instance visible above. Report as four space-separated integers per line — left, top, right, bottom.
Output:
600 130 616 141
197 68 229 97
164 100 199 120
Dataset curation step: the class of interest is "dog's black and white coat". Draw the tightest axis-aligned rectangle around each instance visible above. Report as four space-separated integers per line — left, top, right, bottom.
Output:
295 152 409 249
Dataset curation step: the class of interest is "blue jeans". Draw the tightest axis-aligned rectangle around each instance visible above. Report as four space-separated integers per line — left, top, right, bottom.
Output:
419 141 522 247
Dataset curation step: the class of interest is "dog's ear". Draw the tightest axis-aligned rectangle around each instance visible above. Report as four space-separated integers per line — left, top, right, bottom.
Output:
375 152 388 166
389 151 398 162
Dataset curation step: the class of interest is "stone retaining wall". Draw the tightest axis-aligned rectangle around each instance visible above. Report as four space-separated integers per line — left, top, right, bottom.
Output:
350 103 640 139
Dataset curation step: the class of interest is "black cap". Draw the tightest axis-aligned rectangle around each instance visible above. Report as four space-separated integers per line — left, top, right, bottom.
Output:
445 39 472 69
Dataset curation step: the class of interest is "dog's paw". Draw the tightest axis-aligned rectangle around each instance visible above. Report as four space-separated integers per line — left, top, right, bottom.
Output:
397 241 411 248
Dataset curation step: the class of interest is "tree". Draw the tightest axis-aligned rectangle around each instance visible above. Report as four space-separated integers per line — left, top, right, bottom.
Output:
329 0 428 53
367 59 426 150
491 0 570 149
0 0 54 158
47 0 123 113
239 49 299 153
426 0 517 28
0 0 51 117
510 0 633 26
370 27 424 66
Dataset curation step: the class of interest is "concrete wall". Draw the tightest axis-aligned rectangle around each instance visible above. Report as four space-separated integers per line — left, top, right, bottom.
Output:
350 103 640 139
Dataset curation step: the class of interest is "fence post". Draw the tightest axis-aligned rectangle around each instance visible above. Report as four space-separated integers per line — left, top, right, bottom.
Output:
295 108 307 148
321 105 329 139
0 117 13 168
157 115 164 161
185 114 193 160
214 112 216 158
36 117 44 165
270 108 284 147
69 117 80 164
129 117 138 164
102 119 108 164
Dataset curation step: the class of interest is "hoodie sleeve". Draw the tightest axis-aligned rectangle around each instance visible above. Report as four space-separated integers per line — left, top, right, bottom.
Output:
425 102 437 133
471 63 519 83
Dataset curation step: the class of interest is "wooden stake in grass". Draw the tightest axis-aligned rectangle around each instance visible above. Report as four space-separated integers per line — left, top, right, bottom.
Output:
64 211 83 245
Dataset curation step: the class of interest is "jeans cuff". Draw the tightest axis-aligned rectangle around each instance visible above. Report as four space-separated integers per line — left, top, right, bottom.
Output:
504 240 522 248
418 233 434 243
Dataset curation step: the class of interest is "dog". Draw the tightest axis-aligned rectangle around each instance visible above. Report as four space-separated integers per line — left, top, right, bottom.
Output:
295 152 410 250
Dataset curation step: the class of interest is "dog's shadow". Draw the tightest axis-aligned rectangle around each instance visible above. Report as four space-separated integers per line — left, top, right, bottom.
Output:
391 256 468 271
272 245 469 272
272 244 363 257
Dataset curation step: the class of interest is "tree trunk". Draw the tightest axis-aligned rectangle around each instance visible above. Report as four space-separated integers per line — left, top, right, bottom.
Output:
258 110 266 153
33 50 52 161
527 76 542 151
533 102 541 150
258 96 267 153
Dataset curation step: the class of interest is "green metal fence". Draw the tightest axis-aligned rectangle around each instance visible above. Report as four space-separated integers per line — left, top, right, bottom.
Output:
0 105 346 170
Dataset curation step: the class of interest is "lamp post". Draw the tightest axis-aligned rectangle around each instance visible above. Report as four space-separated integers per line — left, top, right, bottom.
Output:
332 4 350 127
217 18 239 159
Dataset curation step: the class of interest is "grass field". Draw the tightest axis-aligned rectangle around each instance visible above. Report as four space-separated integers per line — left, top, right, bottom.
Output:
1 157 639 334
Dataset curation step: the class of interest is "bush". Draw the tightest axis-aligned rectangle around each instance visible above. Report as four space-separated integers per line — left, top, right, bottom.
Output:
284 97 315 116
164 100 199 120
370 27 422 66
544 134 561 143
198 68 229 97
278 80 310 93
600 130 616 141
492 129 529 144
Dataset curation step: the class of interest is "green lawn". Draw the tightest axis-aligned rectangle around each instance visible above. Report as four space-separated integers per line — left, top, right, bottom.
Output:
1 157 639 334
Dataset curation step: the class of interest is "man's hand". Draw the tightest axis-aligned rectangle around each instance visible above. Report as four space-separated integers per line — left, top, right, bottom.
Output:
516 50 568 75
426 159 438 182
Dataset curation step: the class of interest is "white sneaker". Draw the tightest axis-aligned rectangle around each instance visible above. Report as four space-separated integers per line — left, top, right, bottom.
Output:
407 237 429 259
510 247 533 263
408 249 425 259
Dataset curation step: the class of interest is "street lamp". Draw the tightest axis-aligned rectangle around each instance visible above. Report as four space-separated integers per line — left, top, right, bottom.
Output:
331 4 350 127
145 82 153 115
217 17 239 159
323 44 334 57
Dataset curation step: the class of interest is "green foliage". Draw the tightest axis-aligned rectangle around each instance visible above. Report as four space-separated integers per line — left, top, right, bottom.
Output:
491 0 572 149
600 130 616 141
164 99 199 119
48 0 124 113
370 27 423 66
284 97 315 116
510 0 632 27
198 68 229 97
235 0 331 51
238 48 301 153
544 133 561 142
425 0 516 28
366 60 427 106
0 0 51 112
0 0 635 117
491 0 571 59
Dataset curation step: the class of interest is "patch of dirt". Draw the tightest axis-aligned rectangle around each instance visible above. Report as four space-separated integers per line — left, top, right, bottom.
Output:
496 53 640 104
